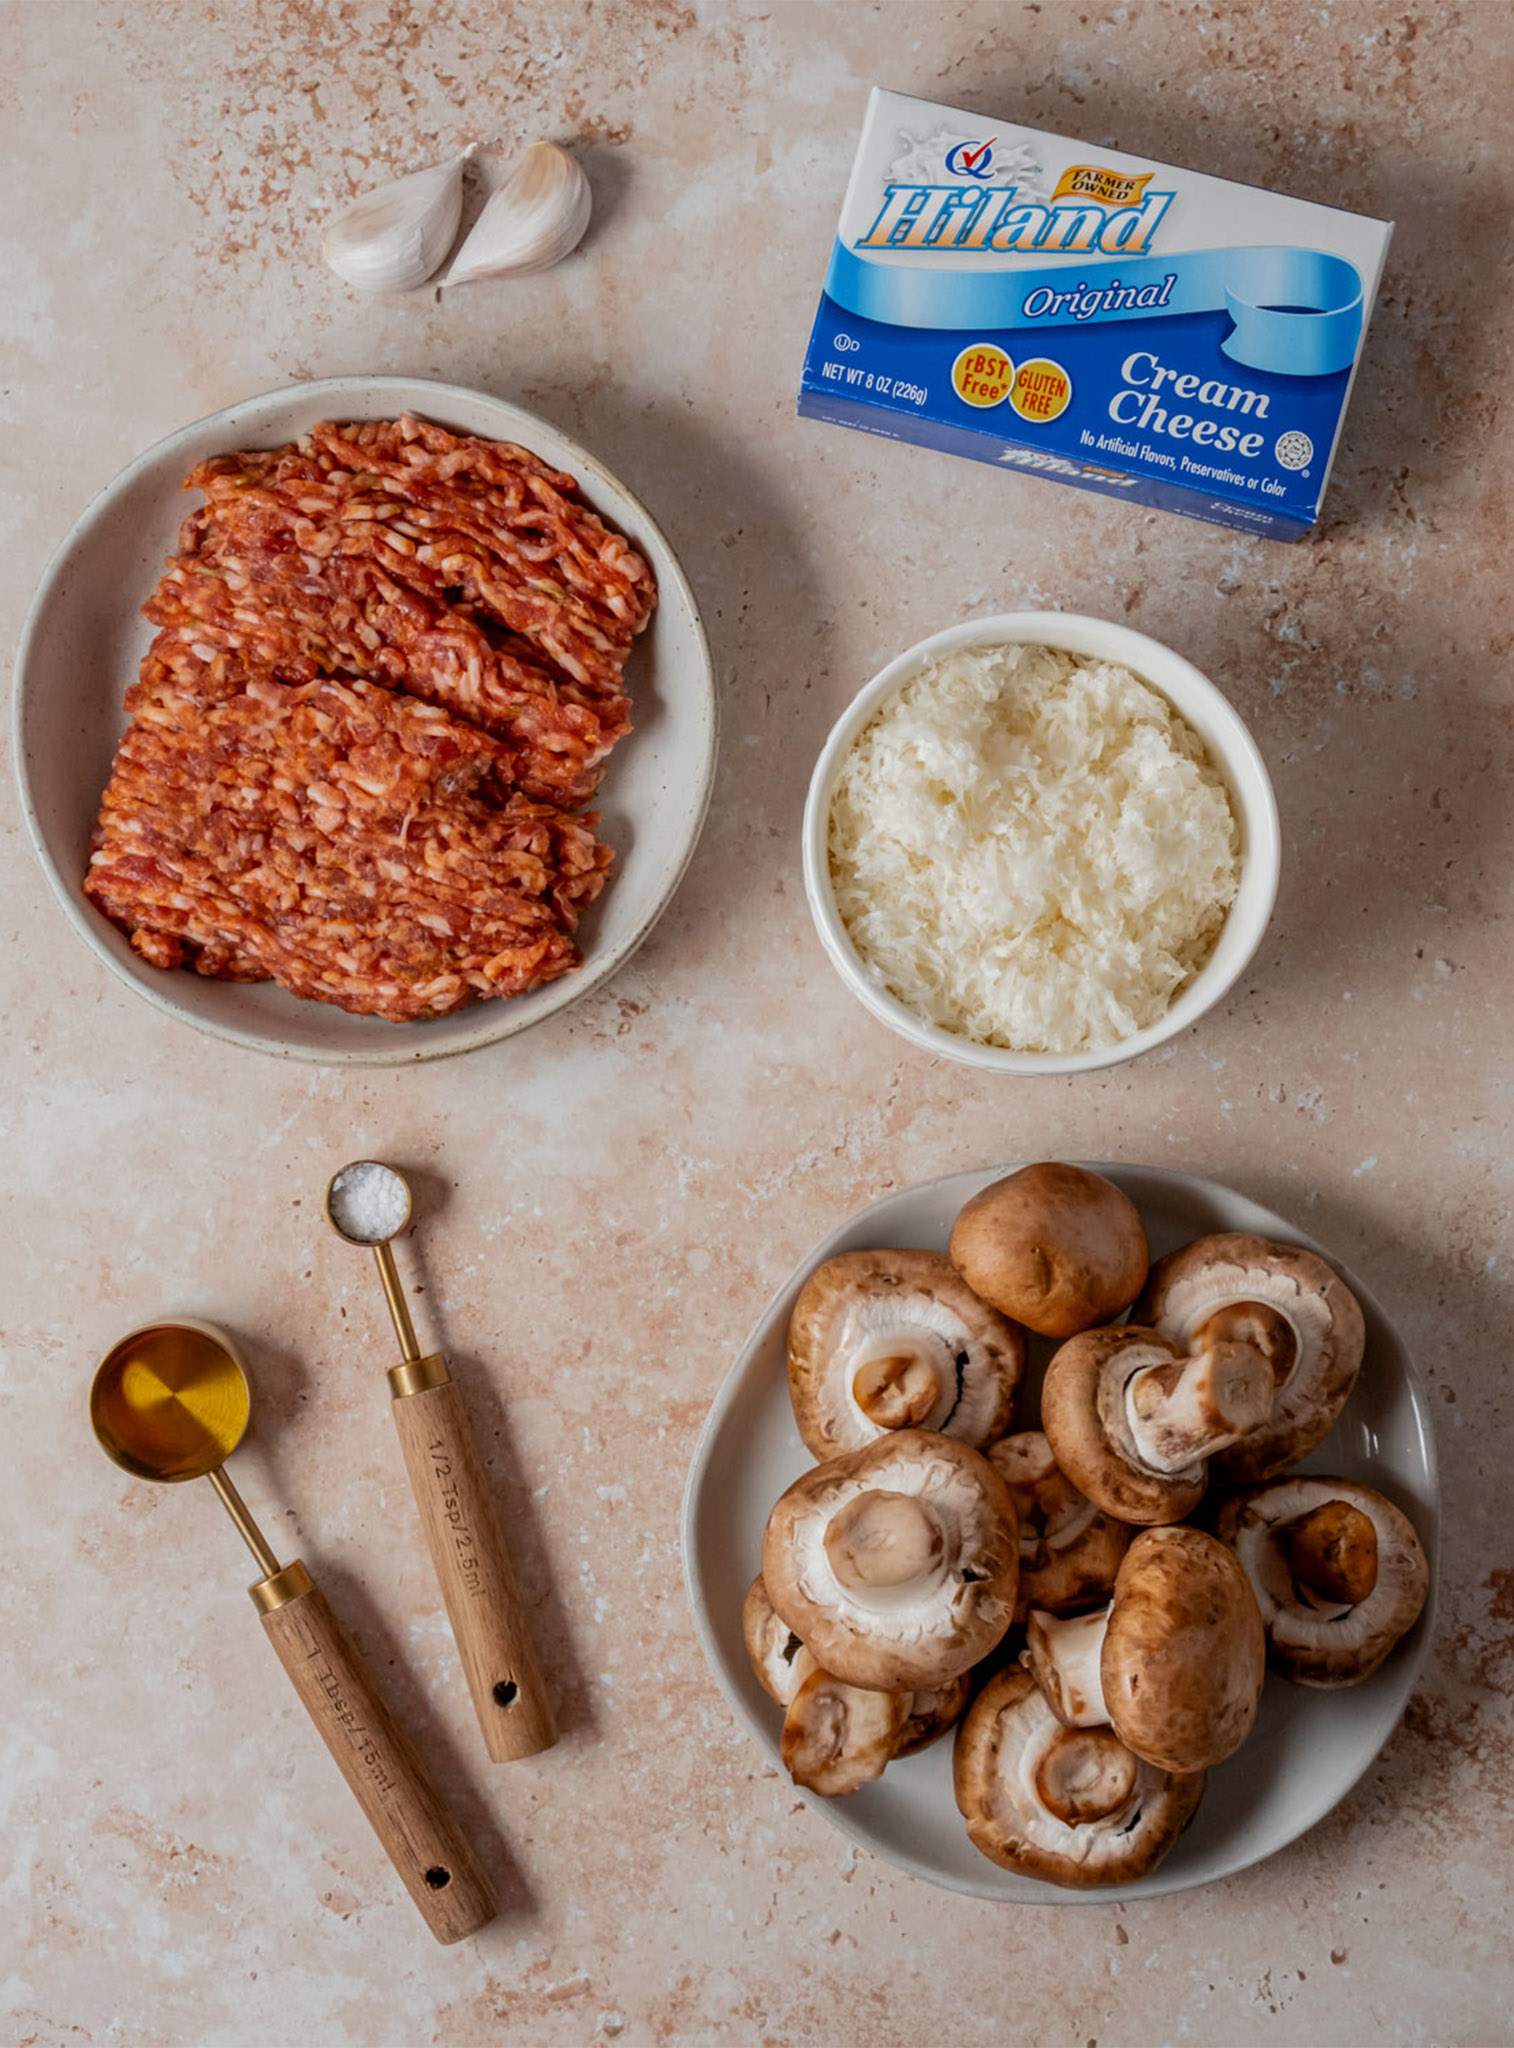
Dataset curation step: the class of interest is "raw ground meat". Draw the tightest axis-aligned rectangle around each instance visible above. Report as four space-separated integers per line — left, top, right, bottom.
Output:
85 416 656 1023
86 661 611 1020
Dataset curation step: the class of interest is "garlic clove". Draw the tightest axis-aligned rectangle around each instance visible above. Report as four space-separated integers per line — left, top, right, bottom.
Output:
322 156 467 294
442 141 591 286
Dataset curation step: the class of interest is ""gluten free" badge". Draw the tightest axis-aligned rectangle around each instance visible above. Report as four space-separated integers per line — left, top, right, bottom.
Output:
1010 358 1073 423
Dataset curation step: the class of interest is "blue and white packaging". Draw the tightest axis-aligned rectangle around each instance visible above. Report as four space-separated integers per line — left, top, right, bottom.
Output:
798 90 1393 540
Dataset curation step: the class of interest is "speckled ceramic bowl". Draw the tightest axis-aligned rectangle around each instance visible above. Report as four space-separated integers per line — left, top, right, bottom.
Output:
802 612 1280 1075
13 376 717 1065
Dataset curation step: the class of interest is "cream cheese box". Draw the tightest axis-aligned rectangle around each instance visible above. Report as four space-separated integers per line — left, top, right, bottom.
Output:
798 89 1393 539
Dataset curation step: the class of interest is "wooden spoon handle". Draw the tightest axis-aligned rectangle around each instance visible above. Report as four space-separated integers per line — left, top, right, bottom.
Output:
258 1570 497 1943
389 1372 557 1762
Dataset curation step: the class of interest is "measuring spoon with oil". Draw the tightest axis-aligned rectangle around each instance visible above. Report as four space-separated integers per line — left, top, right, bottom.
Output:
90 1316 497 1944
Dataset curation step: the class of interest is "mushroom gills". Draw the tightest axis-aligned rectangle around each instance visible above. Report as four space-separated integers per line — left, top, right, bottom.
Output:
833 1294 993 1438
786 1251 1025 1459
954 1668 1204 1888
1219 1477 1429 1688
762 1430 1019 1692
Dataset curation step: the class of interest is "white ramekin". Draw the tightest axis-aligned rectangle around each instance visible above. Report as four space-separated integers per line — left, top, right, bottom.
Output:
802 612 1281 1076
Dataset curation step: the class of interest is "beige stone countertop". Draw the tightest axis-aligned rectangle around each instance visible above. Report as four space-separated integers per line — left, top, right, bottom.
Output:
2 2 1510 2043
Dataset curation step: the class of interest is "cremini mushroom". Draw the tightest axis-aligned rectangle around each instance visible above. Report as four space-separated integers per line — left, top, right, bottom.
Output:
894 1674 972 1757
745 1573 969 1767
950 1163 1149 1339
780 1664 912 1796
1135 1233 1366 1483
1024 1526 1266 1773
742 1574 814 1705
987 1431 1134 1621
786 1249 1025 1460
1215 1477 1430 1687
761 1430 1019 1692
1040 1323 1276 1524
953 1667 1204 1888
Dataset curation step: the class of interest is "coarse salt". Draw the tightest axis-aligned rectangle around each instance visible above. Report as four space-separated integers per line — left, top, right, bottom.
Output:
328 1160 410 1243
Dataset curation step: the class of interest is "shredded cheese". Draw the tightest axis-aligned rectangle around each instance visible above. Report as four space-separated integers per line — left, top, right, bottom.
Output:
827 643 1241 1053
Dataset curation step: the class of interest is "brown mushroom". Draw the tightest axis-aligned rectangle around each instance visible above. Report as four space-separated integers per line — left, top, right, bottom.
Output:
987 1431 1134 1621
1135 1234 1366 1482
1024 1526 1266 1773
742 1574 814 1705
1215 1477 1430 1686
1041 1324 1276 1525
745 1573 969 1770
761 1430 1019 1693
893 1674 972 1758
786 1249 1025 1461
950 1164 1149 1339
780 1664 913 1796
953 1667 1204 1888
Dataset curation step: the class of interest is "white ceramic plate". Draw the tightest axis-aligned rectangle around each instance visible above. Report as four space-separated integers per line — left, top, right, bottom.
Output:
682 1163 1438 1902
13 376 717 1064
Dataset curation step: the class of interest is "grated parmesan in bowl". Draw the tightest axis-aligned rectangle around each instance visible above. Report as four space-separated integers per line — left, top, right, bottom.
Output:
803 615 1280 1074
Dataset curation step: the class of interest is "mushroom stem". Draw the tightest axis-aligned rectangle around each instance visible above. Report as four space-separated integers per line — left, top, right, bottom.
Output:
1282 1500 1379 1608
1192 1300 1298 1389
1024 1606 1111 1729
824 1489 946 1595
1125 1340 1275 1474
852 1348 941 1429
1034 1728 1140 1826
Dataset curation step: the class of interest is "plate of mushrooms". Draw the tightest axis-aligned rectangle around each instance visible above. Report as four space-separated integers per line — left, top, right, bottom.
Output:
681 1162 1437 1901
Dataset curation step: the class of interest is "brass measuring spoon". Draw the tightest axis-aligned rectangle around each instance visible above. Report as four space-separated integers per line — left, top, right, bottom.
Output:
324 1162 556 1763
90 1317 497 1944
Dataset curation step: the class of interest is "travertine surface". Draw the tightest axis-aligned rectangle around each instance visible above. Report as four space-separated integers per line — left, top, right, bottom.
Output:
2 3 1510 2043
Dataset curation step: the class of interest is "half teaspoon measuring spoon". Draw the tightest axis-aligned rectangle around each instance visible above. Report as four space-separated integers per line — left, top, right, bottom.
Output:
90 1317 497 1944
324 1163 557 1763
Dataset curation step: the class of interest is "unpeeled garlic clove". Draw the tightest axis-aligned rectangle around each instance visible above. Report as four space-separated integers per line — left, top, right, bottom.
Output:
442 141 591 286
322 155 468 294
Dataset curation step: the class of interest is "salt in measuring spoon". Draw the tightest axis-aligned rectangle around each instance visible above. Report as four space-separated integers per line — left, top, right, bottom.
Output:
90 1316 496 1944
324 1161 557 1763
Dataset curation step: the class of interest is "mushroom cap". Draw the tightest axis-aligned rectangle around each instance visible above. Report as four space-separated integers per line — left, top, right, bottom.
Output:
1041 1327 1208 1525
742 1574 814 1706
1215 1477 1430 1687
786 1249 1025 1460
894 1674 972 1758
1135 1233 1366 1482
987 1431 1134 1620
953 1667 1204 1889
950 1164 1149 1339
780 1664 912 1796
1101 1527 1266 1772
761 1430 1019 1692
